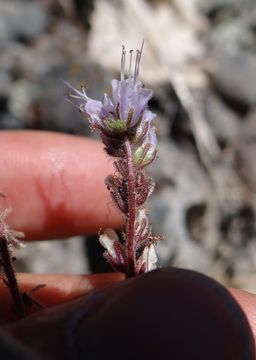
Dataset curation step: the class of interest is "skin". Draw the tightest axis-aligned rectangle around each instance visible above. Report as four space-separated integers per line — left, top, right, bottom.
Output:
0 131 256 345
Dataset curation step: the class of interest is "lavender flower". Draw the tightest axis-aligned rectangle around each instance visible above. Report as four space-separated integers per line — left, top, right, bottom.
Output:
65 43 157 160
66 43 160 277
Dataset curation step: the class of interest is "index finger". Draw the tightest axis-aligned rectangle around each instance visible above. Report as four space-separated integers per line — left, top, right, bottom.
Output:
0 131 122 240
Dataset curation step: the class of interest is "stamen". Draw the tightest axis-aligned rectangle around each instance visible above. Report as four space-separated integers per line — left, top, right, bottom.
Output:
69 93 83 99
81 85 87 96
134 50 140 85
128 50 133 79
63 80 91 101
121 45 126 81
134 40 144 85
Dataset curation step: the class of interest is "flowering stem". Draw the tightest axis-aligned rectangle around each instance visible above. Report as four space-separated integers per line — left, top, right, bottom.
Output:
124 137 136 277
66 44 159 276
0 235 25 318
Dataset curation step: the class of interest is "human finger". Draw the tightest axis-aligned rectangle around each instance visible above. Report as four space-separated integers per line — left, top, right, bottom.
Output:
0 272 124 323
229 287 256 346
5 268 255 359
0 131 122 240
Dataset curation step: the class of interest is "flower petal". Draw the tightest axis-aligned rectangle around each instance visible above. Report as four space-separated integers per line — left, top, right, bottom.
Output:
85 99 104 126
111 79 153 126
103 93 115 114
130 87 153 126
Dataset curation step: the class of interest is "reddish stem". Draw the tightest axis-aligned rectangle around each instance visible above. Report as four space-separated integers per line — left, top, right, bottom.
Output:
124 138 137 276
0 235 25 319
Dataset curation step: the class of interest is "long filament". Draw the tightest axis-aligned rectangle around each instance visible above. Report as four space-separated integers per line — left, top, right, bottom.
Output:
128 50 133 79
134 40 144 84
121 45 126 81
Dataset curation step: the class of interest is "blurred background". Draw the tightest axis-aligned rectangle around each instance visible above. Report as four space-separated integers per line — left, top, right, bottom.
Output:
0 0 256 292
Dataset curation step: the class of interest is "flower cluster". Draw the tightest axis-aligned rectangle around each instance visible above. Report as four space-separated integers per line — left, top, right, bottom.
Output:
65 44 157 162
66 43 159 276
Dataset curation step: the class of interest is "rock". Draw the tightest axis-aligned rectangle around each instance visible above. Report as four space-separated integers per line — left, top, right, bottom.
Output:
0 72 11 97
148 141 215 271
236 142 256 193
37 62 114 134
0 1 48 43
73 0 95 30
0 114 24 130
239 109 256 141
207 49 256 112
233 269 256 293
203 0 256 113
208 18 254 49
15 237 89 274
196 0 252 24
0 42 24 74
8 80 40 120
236 110 256 192
203 92 239 142
196 0 240 13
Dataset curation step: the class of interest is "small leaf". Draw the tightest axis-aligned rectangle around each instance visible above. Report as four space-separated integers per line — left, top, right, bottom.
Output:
137 243 158 273
99 229 125 265
135 209 151 247
113 159 127 178
99 229 119 260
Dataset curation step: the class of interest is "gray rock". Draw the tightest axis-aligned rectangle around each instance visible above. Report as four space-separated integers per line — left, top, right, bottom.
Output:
149 141 215 272
208 49 256 109
0 1 48 42
0 114 24 129
0 71 11 97
0 42 25 74
8 79 40 120
208 19 254 52
203 0 256 112
37 63 114 134
203 92 239 142
196 0 254 21
236 110 256 192
196 0 240 13
16 237 89 274
239 109 256 141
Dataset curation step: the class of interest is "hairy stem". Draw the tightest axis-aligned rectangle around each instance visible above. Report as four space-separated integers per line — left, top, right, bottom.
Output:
0 236 25 318
124 138 137 277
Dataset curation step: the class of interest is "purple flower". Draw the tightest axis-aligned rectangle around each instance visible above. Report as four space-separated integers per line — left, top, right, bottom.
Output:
65 44 155 139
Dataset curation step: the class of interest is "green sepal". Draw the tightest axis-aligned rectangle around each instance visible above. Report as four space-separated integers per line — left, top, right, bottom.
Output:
106 119 126 134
